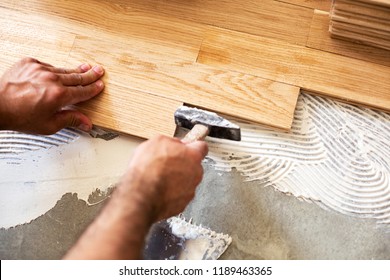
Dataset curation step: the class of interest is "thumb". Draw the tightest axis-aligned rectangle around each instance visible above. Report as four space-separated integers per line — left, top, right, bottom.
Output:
53 110 92 132
186 140 209 161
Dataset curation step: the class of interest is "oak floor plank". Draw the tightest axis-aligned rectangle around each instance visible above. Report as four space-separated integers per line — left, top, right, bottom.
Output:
275 0 332 10
69 35 299 131
0 7 75 72
75 84 182 138
330 0 390 50
0 0 205 62
357 0 390 7
307 10 390 67
334 0 390 19
0 8 181 138
37 0 314 46
198 28 390 112
134 0 314 45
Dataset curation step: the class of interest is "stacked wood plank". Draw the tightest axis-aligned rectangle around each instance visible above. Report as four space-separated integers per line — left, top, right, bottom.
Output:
330 0 390 50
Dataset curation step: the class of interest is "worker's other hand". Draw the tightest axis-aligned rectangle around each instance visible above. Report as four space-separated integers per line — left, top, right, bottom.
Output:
119 135 208 222
0 57 104 134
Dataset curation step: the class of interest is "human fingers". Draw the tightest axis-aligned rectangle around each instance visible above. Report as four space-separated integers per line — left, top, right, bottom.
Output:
59 65 104 86
52 109 93 133
18 57 52 67
49 63 91 74
36 60 54 67
63 79 105 106
185 140 208 162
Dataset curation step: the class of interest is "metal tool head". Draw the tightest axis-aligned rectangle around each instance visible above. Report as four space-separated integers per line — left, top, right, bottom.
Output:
174 106 241 141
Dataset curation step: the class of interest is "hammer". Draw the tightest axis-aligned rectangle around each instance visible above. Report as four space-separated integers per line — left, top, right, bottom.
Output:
174 106 241 143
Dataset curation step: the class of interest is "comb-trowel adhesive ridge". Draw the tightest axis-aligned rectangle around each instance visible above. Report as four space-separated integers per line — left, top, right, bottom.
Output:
207 92 390 226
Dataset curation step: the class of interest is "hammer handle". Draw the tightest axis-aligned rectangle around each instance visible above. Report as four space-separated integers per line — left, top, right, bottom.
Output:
181 124 209 143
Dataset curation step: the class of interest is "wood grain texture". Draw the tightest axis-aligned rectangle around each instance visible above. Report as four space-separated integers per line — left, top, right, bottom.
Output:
75 84 182 138
358 0 390 7
0 7 181 138
334 0 390 18
104 0 314 46
275 0 332 10
0 0 205 61
0 7 75 72
307 10 390 67
2 0 390 138
69 36 300 131
198 28 390 111
330 0 390 50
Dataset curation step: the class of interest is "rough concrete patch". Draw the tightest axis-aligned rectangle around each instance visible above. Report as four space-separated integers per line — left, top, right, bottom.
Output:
0 192 107 260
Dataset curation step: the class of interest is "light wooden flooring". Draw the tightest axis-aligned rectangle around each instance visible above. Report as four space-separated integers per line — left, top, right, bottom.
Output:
1 0 389 138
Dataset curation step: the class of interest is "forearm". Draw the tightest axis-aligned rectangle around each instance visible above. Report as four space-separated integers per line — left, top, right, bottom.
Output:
64 175 156 259
63 136 207 259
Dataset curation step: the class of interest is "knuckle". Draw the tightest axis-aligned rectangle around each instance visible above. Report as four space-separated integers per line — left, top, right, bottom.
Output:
41 71 59 81
52 85 67 97
154 135 166 142
21 57 37 64
72 73 83 85
30 63 45 73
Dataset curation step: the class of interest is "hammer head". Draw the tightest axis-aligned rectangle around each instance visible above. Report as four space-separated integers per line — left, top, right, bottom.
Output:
174 106 241 141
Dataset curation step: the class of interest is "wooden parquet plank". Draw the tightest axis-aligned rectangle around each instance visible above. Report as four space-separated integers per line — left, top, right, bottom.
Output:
0 0 205 61
75 84 182 138
307 10 390 67
358 0 390 7
0 8 181 138
2 0 315 46
0 7 75 72
198 28 390 112
330 0 390 50
275 0 332 10
68 35 300 131
124 0 314 45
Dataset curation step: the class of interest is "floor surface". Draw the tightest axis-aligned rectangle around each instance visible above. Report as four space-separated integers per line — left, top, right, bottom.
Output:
0 163 388 260
0 0 389 260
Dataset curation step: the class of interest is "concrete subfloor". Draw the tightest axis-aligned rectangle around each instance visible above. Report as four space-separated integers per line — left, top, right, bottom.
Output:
0 162 389 260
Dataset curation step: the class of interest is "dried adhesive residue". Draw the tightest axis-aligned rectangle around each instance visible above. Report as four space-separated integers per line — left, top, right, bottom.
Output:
0 130 139 228
207 93 390 226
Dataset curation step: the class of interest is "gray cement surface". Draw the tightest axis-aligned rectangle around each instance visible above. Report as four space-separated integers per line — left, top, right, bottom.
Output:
0 163 389 259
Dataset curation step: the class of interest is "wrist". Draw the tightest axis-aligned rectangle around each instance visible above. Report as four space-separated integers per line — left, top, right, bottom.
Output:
65 180 157 259
116 179 157 224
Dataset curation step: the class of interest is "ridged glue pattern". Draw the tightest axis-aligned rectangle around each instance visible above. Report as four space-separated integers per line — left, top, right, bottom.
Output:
207 93 390 226
0 129 79 162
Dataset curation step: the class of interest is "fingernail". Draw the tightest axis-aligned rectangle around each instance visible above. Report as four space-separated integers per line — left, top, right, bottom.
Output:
78 124 91 132
96 80 104 88
93 65 104 75
80 63 91 72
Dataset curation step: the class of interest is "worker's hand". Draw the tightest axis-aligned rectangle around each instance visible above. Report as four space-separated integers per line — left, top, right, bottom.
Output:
118 135 208 222
0 57 105 134
65 136 207 260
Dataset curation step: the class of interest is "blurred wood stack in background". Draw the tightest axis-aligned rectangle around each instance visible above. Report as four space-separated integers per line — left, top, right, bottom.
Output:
330 0 390 50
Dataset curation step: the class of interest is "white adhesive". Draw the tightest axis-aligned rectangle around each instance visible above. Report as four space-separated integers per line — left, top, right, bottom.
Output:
0 130 139 228
207 93 390 225
168 216 232 260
